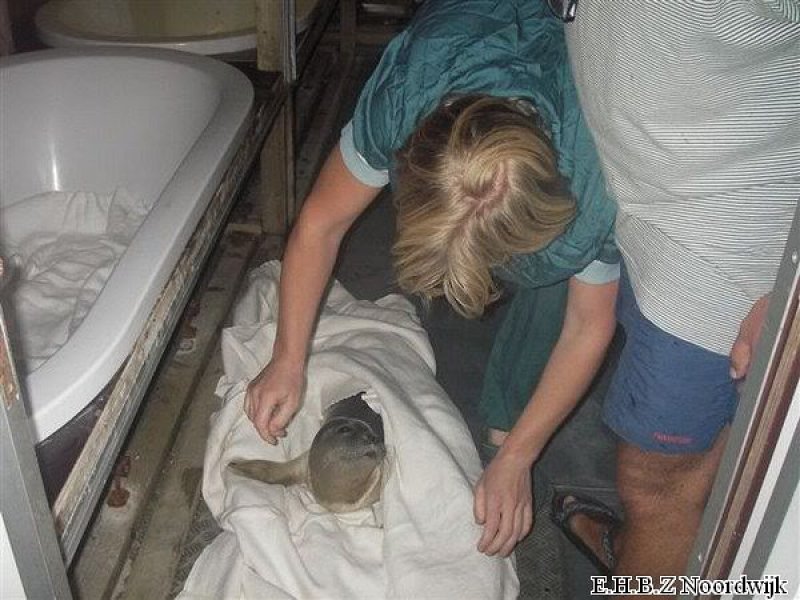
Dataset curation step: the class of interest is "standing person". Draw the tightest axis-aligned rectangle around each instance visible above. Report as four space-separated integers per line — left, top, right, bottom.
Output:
245 0 621 558
552 0 800 591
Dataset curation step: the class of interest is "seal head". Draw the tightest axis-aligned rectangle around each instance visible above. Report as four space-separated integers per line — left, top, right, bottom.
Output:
229 393 386 513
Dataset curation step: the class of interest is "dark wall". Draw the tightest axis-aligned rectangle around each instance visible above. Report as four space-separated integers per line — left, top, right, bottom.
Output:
8 0 49 51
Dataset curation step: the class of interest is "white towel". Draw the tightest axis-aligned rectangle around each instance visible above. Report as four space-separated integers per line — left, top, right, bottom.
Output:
179 261 518 600
0 189 150 373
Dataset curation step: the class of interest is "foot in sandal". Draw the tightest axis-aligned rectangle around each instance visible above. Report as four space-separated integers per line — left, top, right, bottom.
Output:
551 492 621 575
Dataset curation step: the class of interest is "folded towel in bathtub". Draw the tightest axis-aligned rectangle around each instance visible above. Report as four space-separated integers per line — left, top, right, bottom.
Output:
178 261 519 600
0 189 150 373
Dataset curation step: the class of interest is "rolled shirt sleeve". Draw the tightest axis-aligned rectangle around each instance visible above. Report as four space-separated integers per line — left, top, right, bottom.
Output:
573 260 620 285
339 121 390 188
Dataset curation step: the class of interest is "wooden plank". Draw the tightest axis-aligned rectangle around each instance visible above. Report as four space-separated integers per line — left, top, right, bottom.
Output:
256 0 283 72
261 103 290 234
285 95 298 223
339 0 357 59
256 0 297 80
0 309 19 410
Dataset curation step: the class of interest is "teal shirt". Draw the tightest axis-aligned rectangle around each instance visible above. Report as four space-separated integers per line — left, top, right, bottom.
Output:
345 0 619 288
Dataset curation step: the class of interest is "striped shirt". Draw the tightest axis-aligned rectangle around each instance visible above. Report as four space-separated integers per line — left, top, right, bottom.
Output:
565 0 800 355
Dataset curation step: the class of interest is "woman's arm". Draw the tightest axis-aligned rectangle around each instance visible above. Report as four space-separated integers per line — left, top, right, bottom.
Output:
245 146 382 442
475 276 618 556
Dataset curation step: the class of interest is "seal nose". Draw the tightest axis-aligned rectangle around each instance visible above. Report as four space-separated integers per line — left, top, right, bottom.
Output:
360 429 378 444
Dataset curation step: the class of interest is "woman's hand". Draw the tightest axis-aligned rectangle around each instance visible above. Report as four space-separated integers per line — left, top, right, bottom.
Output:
474 449 534 557
244 358 305 444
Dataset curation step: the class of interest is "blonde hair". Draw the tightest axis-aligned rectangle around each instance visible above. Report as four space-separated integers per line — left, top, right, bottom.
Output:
393 95 576 318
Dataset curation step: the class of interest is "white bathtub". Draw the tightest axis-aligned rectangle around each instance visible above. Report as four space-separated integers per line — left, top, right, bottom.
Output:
35 0 319 56
0 47 253 442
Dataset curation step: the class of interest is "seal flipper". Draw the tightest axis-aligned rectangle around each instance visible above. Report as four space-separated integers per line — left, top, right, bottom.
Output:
228 451 309 487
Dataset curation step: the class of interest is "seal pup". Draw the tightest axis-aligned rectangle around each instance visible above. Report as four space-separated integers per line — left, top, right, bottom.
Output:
229 392 386 513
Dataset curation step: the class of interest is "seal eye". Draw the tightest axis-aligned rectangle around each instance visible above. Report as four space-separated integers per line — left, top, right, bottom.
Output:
337 424 353 434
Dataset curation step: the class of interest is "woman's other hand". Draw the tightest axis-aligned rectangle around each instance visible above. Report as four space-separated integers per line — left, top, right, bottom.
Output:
474 449 534 557
244 358 304 444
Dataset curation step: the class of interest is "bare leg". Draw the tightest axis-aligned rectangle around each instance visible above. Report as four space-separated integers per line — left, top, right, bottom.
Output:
614 428 729 596
567 427 729 598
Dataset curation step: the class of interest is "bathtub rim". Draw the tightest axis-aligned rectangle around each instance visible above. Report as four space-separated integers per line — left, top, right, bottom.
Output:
0 47 254 442
35 6 257 56
34 0 318 56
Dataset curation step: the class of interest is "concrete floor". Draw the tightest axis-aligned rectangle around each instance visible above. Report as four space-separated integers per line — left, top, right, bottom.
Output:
78 42 623 600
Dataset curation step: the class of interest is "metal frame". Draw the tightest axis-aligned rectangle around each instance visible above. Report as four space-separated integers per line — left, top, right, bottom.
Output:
1 305 71 599
686 200 800 586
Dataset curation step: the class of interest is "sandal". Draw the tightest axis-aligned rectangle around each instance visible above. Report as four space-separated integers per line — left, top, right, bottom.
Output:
551 492 621 575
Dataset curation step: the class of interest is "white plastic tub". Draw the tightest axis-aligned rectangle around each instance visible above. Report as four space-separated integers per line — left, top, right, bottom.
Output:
35 0 318 55
0 47 253 442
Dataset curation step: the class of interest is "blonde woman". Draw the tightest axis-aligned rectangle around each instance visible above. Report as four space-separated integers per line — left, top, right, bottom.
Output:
245 0 619 558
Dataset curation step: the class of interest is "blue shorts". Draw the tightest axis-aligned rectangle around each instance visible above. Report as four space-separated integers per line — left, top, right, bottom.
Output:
604 269 738 454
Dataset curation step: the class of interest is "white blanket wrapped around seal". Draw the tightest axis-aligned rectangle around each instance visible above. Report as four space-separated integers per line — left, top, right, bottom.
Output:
179 261 519 600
